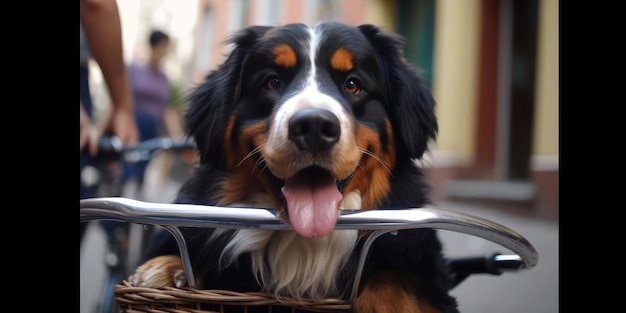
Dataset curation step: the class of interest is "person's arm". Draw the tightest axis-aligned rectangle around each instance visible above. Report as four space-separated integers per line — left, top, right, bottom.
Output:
80 0 138 145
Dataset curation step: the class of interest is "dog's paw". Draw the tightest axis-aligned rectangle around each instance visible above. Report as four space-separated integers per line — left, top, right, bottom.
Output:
132 255 187 288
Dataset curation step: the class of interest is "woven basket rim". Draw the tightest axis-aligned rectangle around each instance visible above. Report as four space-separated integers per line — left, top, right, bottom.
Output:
115 280 351 312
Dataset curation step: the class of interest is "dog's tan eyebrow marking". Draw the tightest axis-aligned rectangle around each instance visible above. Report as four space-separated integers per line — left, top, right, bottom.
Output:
331 48 353 71
273 44 297 68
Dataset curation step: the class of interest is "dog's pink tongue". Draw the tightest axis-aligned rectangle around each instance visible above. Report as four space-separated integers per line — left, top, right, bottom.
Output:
281 169 342 238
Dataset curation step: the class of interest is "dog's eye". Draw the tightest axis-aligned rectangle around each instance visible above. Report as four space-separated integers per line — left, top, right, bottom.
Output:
264 75 281 90
344 77 361 94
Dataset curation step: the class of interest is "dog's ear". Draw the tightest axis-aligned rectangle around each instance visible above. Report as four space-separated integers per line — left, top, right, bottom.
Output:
184 26 273 164
358 24 437 159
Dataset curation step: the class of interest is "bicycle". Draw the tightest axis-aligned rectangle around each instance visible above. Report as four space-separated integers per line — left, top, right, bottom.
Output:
80 136 197 313
80 197 538 312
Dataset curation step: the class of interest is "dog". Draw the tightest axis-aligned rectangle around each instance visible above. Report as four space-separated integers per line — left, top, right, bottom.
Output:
133 22 459 313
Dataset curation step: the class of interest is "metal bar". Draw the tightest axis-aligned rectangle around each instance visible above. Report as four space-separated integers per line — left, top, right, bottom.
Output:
80 197 538 301
349 229 394 301
161 225 197 288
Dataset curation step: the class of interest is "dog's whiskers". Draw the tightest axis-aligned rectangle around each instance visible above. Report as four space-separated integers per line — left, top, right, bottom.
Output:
231 145 270 179
235 145 264 169
359 148 392 175
253 158 269 179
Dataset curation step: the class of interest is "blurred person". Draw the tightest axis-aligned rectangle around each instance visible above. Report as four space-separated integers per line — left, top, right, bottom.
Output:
122 30 172 191
80 0 139 239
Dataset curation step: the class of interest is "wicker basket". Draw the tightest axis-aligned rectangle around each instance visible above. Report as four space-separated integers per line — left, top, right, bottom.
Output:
115 280 350 313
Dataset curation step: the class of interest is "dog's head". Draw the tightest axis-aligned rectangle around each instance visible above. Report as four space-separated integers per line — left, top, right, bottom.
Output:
185 22 437 237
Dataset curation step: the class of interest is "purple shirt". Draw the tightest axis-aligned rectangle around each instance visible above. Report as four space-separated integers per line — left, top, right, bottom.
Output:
128 63 171 132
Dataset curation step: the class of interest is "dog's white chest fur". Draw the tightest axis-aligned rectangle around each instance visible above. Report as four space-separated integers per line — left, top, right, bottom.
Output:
217 193 361 299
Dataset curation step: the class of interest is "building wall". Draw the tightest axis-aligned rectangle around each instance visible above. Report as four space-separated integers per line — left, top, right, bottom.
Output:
365 0 397 30
529 0 559 218
431 0 481 167
427 0 558 219
532 0 559 170
191 0 234 84
428 0 558 174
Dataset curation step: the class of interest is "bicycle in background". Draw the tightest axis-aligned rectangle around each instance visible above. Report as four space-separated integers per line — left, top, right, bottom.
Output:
80 136 196 313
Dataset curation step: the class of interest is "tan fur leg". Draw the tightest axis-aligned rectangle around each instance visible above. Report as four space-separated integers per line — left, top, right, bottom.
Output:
351 270 439 313
132 255 187 288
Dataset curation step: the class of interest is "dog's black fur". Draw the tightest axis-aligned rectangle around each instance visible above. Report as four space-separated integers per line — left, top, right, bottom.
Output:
136 22 459 313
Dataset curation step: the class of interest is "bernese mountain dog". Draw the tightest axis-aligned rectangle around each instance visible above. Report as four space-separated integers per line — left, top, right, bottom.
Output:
133 22 459 313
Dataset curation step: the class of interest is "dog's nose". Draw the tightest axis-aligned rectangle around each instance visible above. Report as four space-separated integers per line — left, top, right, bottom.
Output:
288 108 340 154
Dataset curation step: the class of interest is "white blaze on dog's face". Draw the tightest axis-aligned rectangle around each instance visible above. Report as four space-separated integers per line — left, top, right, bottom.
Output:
261 27 361 238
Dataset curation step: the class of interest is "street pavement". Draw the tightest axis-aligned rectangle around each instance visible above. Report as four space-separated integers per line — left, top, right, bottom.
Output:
80 154 559 313
439 202 558 312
